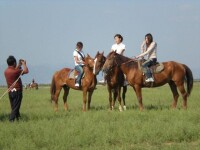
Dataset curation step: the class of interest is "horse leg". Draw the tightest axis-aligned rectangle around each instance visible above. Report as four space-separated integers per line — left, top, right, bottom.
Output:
82 90 88 112
54 87 62 112
87 90 94 110
113 89 117 110
122 86 127 110
177 83 188 109
117 87 123 112
63 86 70 111
134 85 143 111
169 81 179 108
108 87 113 110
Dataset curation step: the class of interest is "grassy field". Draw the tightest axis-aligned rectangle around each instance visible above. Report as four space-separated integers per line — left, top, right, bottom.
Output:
0 83 200 150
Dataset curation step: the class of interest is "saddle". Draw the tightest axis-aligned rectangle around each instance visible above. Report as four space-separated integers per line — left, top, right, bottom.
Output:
138 60 164 74
68 69 85 79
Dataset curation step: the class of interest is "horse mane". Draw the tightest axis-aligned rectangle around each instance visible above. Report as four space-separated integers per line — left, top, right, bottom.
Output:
113 52 138 68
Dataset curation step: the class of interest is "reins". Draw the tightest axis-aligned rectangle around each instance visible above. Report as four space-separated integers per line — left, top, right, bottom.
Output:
0 70 24 100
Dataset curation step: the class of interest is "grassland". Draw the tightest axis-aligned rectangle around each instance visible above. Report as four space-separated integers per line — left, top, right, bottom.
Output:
0 83 200 150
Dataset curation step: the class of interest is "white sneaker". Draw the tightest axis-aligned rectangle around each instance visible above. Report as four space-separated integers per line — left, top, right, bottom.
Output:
75 83 80 87
123 80 129 86
145 77 154 82
99 79 106 84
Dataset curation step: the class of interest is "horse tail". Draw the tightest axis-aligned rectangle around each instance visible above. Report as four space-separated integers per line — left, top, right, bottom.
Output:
50 74 56 101
183 64 193 96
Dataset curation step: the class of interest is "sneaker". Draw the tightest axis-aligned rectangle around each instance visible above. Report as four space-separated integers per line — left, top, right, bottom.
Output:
75 83 80 87
145 77 154 82
99 79 106 84
123 80 129 86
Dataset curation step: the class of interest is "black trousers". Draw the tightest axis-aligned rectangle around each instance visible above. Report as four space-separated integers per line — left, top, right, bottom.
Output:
8 90 23 121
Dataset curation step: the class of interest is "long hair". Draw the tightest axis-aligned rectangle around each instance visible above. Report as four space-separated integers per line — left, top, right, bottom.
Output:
145 33 153 48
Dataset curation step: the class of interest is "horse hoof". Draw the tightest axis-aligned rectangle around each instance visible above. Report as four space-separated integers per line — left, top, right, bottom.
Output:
123 106 127 111
119 106 123 112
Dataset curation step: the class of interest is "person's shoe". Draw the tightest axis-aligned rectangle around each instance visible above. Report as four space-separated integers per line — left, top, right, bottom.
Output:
75 83 80 87
99 79 106 84
123 80 129 86
145 77 154 82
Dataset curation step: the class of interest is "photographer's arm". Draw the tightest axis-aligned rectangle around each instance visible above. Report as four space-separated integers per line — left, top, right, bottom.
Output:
21 60 29 74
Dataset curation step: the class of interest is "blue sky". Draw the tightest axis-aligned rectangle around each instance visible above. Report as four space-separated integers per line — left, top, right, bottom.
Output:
0 0 200 84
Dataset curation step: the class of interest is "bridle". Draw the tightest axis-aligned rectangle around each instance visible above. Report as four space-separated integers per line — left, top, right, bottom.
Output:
93 54 106 75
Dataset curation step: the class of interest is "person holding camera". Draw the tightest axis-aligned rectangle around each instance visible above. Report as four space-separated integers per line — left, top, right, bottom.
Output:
4 56 29 122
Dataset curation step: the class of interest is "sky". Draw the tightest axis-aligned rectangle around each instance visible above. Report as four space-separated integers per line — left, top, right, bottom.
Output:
0 0 200 85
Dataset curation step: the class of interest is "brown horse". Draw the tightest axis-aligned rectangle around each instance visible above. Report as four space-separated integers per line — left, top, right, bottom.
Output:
51 53 102 112
93 52 127 111
102 51 193 110
29 83 39 90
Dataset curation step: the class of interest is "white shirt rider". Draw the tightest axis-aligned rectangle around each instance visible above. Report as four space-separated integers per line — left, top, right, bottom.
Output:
73 49 85 66
111 43 126 55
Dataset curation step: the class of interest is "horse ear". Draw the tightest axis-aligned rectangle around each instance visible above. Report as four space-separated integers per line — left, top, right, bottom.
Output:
102 51 104 55
87 54 91 58
97 51 100 54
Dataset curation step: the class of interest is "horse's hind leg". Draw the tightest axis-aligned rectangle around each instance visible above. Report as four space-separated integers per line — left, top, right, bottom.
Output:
122 86 127 110
177 83 188 109
134 85 143 111
54 87 62 112
63 86 70 111
169 81 179 108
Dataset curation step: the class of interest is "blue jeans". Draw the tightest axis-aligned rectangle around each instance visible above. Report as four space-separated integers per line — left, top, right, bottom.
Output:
142 58 157 78
75 65 83 84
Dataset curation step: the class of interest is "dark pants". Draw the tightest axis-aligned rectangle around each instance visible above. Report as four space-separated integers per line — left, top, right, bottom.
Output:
142 58 157 78
8 90 22 121
75 65 83 84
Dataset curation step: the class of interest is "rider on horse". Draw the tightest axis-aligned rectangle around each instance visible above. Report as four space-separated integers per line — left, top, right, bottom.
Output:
73 42 85 87
136 33 157 82
99 34 126 84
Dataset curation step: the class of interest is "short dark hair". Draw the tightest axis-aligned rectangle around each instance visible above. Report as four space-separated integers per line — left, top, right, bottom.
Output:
76 42 83 48
7 56 16 66
114 34 123 42
145 33 153 43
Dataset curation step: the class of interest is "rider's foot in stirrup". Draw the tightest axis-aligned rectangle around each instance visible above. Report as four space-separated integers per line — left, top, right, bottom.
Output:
75 83 80 87
145 77 154 82
99 79 106 84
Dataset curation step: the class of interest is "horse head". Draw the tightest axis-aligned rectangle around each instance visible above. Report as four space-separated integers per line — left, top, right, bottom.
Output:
102 51 119 74
93 51 106 75
84 54 95 71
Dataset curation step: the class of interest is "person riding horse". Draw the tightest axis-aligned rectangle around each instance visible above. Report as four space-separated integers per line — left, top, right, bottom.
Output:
136 33 157 82
99 34 126 84
73 42 85 87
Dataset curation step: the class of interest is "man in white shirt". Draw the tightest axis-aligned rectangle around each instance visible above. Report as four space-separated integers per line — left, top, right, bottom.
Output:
111 34 125 55
99 34 125 84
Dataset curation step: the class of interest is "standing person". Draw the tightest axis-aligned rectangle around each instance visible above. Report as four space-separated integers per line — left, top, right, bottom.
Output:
136 33 157 82
73 42 85 87
4 56 29 122
99 34 126 84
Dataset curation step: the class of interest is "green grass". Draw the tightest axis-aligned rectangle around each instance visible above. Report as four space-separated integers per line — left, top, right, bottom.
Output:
0 83 200 150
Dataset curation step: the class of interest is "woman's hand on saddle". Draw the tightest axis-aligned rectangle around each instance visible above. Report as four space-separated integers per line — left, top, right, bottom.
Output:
82 61 86 65
136 56 140 59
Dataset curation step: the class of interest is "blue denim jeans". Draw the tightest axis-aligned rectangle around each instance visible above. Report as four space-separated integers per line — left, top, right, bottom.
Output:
142 58 157 78
75 65 83 84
